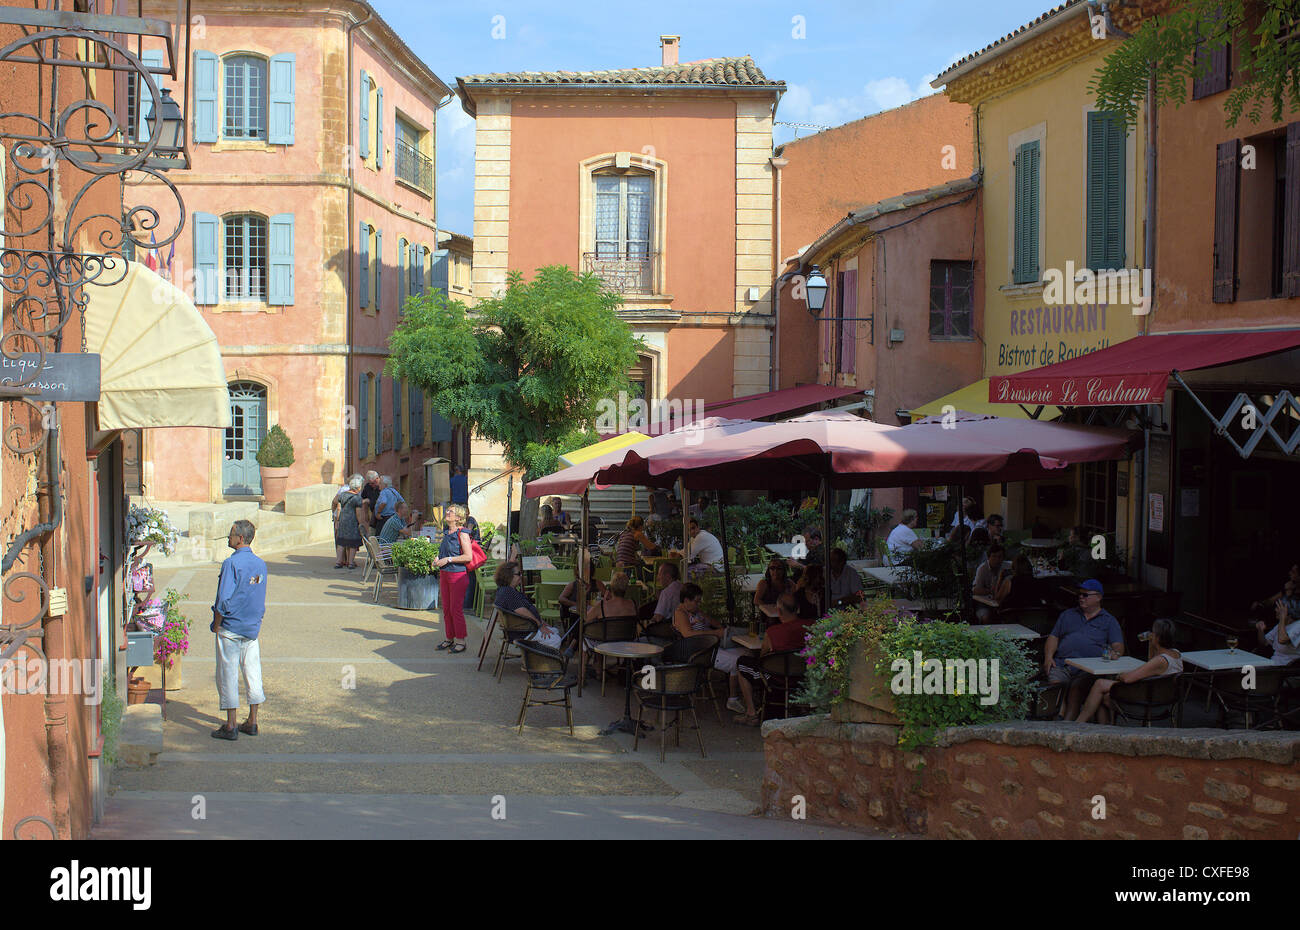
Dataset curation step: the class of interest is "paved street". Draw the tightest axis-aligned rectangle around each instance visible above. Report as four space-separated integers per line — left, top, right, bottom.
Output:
94 542 876 840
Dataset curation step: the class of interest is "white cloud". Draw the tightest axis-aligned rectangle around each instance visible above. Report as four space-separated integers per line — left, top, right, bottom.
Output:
436 96 477 234
779 74 938 136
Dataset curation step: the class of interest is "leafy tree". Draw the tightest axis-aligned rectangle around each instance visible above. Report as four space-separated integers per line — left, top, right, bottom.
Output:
1092 1 1300 128
386 265 642 480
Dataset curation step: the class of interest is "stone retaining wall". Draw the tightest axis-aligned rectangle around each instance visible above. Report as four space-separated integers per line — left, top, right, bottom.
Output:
761 717 1300 839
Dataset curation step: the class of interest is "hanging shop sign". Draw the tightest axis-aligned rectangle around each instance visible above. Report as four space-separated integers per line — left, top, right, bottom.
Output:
0 353 101 403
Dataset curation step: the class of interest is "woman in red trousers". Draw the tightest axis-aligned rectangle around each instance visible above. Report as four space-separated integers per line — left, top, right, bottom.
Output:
435 504 474 654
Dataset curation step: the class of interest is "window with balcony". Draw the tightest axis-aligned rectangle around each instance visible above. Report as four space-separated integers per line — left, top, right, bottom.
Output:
395 117 432 193
587 170 655 295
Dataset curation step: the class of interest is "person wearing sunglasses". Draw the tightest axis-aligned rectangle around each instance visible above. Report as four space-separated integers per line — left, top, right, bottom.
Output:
1042 579 1124 720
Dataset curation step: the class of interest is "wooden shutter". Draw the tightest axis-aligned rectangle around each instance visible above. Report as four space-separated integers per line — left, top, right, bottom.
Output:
359 70 370 158
192 212 220 305
138 48 165 140
359 222 369 308
358 374 369 460
1192 11 1231 100
839 270 857 374
392 377 403 450
1086 112 1126 270
1213 139 1240 303
268 53 296 144
398 237 407 308
408 243 418 296
375 374 385 452
268 213 294 305
431 412 452 443
431 249 449 295
1285 122 1300 298
375 228 383 310
409 384 424 446
375 86 384 169
192 50 218 143
415 245 426 295
1014 141 1040 284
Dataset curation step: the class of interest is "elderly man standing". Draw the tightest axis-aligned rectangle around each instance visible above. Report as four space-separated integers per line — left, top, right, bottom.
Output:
359 471 381 538
374 476 404 524
210 520 268 740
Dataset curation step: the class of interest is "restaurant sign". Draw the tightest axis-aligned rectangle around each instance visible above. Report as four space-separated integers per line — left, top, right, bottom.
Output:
988 373 1166 407
0 353 101 402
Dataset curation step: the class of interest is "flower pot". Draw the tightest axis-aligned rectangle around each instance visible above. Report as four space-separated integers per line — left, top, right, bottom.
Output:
127 676 151 705
259 465 291 505
831 642 902 725
397 567 440 610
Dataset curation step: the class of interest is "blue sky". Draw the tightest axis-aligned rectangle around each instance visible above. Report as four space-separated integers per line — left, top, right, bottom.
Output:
370 0 1058 235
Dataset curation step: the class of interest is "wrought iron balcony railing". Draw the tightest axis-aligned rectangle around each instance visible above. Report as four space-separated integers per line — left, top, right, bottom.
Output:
395 138 432 192
583 251 657 295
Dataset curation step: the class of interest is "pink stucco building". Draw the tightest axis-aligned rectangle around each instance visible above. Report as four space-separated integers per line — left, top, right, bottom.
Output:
133 0 457 504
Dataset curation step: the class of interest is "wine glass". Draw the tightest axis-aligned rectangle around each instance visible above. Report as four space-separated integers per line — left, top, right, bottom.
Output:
1226 635 1238 654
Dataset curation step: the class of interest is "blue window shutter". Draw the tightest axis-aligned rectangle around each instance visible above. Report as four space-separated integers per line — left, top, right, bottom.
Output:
192 212 220 305
397 237 407 309
358 375 369 460
268 53 296 145
375 375 385 452
359 70 370 158
392 378 403 450
139 49 165 140
431 249 449 295
408 243 418 296
416 245 427 295
409 384 424 446
376 86 384 169
192 50 219 143
430 412 452 443
359 223 369 309
268 213 294 305
374 228 383 310
1013 141 1040 285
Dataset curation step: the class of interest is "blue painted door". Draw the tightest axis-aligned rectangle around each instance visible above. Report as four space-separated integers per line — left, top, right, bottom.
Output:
223 381 267 495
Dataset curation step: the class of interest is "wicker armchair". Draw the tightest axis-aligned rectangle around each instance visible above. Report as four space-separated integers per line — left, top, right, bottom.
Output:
757 650 807 721
581 615 638 696
362 536 398 603
632 662 707 762
493 608 540 682
1110 674 1183 727
663 634 722 724
516 642 577 736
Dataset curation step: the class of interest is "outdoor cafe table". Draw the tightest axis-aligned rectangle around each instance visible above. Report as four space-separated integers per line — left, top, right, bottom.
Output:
756 602 780 620
1180 649 1272 671
863 565 935 586
595 641 665 736
765 542 795 559
1065 655 1144 676
730 631 763 650
1021 538 1064 551
521 555 556 572
740 572 764 593
980 623 1040 640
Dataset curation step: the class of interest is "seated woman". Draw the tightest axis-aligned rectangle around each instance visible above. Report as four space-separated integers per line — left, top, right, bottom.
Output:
996 555 1042 610
493 561 565 651
1057 525 1093 574
538 504 563 536
793 563 826 620
615 515 659 568
1255 597 1300 667
672 583 725 639
586 571 639 624
1072 618 1182 723
754 558 794 610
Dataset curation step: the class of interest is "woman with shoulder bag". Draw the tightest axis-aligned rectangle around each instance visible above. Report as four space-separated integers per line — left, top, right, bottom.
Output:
436 504 476 654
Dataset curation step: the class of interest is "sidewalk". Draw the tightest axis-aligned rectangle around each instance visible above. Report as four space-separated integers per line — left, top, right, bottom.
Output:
95 542 885 840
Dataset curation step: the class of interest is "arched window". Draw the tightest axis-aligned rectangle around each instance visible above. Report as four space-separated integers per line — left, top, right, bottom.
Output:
224 54 268 140
224 214 268 301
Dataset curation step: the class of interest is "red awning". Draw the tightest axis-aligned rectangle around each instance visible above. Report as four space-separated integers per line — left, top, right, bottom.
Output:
988 330 1300 407
601 383 862 437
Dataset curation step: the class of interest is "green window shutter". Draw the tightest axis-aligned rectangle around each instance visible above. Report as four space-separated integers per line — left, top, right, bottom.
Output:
409 385 424 446
375 374 385 452
1014 141 1040 284
1086 112 1126 270
375 228 383 310
398 237 407 308
392 377 403 450
358 374 369 460
359 223 369 309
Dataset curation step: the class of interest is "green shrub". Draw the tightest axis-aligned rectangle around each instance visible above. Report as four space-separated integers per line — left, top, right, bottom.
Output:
101 668 124 767
255 424 295 467
391 537 438 576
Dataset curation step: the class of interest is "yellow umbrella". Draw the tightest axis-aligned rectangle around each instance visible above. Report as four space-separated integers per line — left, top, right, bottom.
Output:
559 431 650 467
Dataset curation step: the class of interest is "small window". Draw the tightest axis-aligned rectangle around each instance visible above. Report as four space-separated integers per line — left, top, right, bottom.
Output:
224 214 268 302
224 55 268 140
929 260 974 339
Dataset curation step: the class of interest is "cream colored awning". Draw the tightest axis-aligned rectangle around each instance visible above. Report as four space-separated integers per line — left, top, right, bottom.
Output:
84 260 230 429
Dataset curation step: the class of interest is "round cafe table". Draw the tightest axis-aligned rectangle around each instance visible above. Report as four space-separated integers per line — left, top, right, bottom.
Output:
594 640 664 735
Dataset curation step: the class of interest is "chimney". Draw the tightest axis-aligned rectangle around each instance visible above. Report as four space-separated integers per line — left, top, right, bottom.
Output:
660 35 680 67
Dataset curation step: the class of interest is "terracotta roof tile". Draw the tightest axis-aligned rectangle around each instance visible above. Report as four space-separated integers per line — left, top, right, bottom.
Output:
460 55 782 89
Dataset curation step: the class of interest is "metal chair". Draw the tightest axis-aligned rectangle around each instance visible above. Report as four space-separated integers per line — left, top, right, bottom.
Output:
633 663 707 762
1027 680 1065 720
362 536 398 603
516 642 577 736
756 650 807 721
582 615 638 695
639 618 678 647
664 634 723 724
1110 674 1183 727
1213 665 1292 729
493 609 540 682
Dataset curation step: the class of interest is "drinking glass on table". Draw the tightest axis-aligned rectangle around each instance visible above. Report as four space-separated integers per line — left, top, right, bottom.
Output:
1226 635 1238 654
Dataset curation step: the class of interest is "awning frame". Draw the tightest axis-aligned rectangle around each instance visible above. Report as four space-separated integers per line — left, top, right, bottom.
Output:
1171 372 1300 460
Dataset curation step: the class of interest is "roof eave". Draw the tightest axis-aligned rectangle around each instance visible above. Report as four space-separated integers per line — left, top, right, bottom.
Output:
458 79 784 117
932 1 1092 89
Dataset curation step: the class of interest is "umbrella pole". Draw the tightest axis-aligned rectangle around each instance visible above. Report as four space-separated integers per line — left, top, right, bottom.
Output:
681 480 690 580
578 488 589 697
821 477 832 618
632 486 636 519
953 482 971 621
717 490 734 623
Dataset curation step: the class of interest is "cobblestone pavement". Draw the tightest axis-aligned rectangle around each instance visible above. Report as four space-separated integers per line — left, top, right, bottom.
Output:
94 542 884 840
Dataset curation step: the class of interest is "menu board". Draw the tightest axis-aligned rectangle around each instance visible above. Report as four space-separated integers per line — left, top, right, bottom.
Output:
1145 432 1171 568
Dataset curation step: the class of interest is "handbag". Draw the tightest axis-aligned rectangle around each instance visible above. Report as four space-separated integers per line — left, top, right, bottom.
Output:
466 537 488 572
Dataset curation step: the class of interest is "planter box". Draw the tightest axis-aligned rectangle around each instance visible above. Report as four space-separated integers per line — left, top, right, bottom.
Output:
830 642 901 725
397 567 440 610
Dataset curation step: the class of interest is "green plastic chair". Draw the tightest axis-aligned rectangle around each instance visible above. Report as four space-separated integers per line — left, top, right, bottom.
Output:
534 582 566 625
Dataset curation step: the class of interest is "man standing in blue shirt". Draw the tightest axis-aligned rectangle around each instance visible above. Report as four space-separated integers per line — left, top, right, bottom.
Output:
1043 579 1124 720
210 520 268 740
374 475 404 523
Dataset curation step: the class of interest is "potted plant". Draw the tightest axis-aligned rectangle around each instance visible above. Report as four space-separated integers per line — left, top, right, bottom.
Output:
800 598 910 726
391 537 440 610
151 588 190 690
255 424 295 505
126 505 181 556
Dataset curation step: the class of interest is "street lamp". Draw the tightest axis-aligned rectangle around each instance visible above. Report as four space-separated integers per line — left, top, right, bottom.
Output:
145 86 186 160
804 266 828 315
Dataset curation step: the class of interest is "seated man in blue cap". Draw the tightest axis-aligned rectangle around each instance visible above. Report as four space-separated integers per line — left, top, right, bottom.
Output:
1042 579 1125 720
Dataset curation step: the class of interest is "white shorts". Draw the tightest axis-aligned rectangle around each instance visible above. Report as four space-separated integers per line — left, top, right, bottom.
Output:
215 629 265 710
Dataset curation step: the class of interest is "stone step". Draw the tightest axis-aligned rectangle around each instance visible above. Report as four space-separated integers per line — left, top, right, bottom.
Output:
118 703 163 767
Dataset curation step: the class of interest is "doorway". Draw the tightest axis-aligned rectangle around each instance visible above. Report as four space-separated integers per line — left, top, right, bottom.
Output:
224 381 267 495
